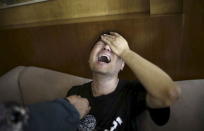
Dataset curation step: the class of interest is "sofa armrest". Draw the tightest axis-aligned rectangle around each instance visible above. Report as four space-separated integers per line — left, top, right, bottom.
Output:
19 66 91 105
0 66 25 104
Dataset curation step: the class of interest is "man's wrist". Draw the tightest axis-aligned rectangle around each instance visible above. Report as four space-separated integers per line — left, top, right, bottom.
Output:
120 49 132 60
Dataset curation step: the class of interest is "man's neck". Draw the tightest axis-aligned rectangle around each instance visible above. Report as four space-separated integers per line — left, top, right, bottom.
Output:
92 73 119 97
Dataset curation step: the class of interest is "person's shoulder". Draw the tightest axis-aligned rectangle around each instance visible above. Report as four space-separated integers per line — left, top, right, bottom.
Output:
119 79 146 97
66 81 92 96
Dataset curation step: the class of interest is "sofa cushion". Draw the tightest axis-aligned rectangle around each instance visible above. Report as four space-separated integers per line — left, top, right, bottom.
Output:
137 79 204 131
19 66 91 105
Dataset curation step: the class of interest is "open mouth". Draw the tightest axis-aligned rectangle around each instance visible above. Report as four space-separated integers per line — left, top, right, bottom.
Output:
98 55 111 63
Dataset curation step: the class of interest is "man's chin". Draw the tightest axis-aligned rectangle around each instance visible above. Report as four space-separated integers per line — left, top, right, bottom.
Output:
92 69 111 76
93 70 107 75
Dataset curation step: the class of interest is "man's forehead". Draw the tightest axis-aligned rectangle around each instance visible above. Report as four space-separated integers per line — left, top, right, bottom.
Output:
95 40 105 45
90 40 104 50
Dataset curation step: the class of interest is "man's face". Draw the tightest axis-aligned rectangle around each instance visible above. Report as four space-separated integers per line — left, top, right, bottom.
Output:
89 40 124 76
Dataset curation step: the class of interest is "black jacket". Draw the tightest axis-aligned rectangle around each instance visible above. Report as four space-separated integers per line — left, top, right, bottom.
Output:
24 99 80 131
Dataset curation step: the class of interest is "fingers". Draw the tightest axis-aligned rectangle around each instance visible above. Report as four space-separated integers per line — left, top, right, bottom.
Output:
109 32 121 37
101 34 115 40
101 32 121 44
66 95 91 119
101 34 115 45
85 105 91 115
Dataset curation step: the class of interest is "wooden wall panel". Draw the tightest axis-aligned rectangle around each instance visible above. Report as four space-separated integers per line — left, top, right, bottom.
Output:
1 0 203 81
0 14 187 80
180 15 204 79
150 0 182 14
0 0 149 27
183 0 204 13
148 15 183 80
180 0 204 79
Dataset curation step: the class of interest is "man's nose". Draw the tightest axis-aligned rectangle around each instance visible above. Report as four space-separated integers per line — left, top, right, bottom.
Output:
104 44 111 52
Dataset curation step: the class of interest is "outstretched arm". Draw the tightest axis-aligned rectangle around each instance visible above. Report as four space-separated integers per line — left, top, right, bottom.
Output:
101 32 181 108
24 96 90 131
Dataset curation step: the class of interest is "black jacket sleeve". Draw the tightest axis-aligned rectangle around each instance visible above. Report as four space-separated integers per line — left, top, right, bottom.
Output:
23 98 80 131
130 80 170 126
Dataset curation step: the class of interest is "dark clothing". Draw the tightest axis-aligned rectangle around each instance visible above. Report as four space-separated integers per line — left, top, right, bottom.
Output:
67 80 170 131
23 99 80 131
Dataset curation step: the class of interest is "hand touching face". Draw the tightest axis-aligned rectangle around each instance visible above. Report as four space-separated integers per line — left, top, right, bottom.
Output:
88 32 127 75
101 32 130 57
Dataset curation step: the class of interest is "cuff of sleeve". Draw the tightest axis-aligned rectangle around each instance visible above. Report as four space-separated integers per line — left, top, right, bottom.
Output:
147 107 170 126
57 98 80 120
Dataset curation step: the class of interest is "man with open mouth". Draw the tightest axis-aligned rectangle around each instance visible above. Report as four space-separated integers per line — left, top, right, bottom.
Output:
67 32 181 131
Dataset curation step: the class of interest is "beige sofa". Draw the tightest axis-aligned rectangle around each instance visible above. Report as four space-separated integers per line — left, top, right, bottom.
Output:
0 66 203 131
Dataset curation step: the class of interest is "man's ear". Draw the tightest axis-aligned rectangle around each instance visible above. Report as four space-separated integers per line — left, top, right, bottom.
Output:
120 61 125 71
